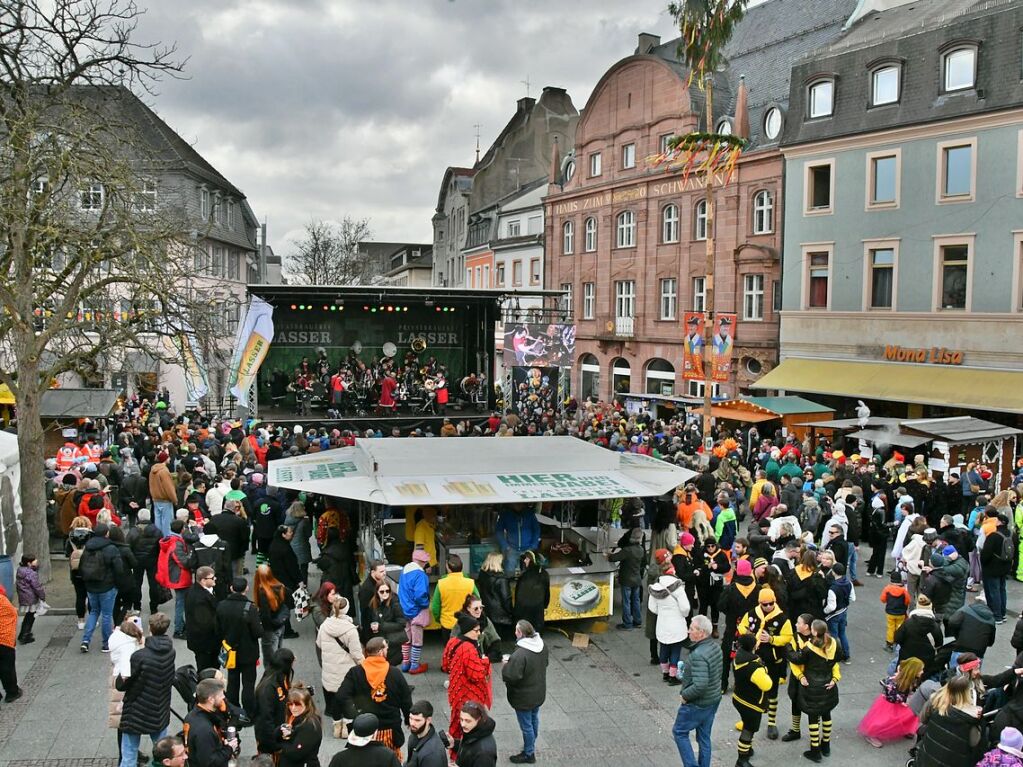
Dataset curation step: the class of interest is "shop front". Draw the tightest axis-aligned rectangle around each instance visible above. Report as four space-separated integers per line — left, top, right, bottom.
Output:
266 436 695 624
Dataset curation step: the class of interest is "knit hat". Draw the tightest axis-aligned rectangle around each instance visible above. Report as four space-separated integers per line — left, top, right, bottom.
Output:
156 451 169 463
654 548 672 565
929 552 945 568
457 613 481 635
251 473 264 486
753 557 769 571
942 544 957 557
348 713 379 747
411 548 431 564
736 559 753 577
758 587 776 605
679 531 695 547
890 571 903 584
999 727 1023 758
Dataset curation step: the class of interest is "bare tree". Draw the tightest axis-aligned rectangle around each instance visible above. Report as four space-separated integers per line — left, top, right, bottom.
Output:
0 0 214 580
284 217 373 285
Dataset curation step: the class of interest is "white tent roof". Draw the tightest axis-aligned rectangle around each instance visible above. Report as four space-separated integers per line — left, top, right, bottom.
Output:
0 431 17 469
267 436 696 506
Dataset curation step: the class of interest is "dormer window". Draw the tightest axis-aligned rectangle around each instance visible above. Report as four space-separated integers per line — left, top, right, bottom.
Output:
808 79 834 118
716 118 732 135
871 65 900 106
943 46 976 92
763 107 782 141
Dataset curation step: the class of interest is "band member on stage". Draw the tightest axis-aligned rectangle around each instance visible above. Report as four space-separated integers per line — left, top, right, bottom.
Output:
378 371 398 414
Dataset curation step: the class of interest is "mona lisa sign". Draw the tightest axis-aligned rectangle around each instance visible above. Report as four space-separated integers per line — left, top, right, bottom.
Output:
883 345 963 365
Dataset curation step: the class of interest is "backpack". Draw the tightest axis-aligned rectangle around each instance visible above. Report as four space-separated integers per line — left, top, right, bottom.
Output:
996 532 1014 564
69 544 84 572
78 546 108 584
156 536 191 589
802 503 822 535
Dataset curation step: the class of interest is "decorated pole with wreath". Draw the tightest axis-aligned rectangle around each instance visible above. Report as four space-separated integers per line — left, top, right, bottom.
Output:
660 0 749 456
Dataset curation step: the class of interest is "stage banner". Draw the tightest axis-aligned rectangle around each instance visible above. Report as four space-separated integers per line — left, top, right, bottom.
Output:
159 315 209 402
503 322 575 368
229 296 275 407
682 311 705 381
712 313 736 382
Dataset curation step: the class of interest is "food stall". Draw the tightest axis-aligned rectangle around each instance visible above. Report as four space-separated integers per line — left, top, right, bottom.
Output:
267 436 695 623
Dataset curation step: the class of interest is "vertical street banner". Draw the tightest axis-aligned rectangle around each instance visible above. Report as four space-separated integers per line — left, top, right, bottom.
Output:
682 311 704 381
160 317 209 402
712 312 737 382
229 295 275 407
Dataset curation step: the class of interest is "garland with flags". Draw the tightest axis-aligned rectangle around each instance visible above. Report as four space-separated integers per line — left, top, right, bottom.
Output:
647 132 748 185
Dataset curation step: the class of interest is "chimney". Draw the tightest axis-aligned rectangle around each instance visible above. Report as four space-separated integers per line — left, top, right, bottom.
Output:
517 96 536 113
549 136 561 189
636 33 661 55
734 76 750 140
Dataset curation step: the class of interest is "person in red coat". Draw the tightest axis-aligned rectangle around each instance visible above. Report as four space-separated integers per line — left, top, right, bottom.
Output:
442 614 492 742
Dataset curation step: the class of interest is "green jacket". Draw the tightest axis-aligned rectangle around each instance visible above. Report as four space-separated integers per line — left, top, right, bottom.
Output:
937 554 970 615
680 636 723 708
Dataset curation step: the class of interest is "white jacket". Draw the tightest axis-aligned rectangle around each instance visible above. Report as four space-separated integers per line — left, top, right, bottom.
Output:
901 534 927 576
648 575 690 644
768 515 803 542
108 628 141 677
316 614 364 692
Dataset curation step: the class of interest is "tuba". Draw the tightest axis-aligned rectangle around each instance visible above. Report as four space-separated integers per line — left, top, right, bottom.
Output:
411 336 427 353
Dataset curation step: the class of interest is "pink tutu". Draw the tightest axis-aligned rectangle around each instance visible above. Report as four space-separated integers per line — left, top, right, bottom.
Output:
858 695 919 741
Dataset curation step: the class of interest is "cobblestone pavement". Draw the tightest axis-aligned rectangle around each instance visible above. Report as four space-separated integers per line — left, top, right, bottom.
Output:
1 564 1020 767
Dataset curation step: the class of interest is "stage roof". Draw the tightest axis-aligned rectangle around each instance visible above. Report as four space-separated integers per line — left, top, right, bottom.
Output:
267 436 696 506
248 284 565 301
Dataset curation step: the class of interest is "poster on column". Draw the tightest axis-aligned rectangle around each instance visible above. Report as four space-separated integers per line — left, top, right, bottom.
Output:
682 312 705 381
712 313 737 382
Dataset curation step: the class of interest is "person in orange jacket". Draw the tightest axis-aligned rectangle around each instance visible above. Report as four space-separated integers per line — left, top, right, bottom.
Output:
677 484 712 533
879 572 911 651
0 585 22 702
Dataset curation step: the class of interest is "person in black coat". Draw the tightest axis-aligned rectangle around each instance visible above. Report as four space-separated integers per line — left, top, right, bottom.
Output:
315 527 356 606
980 514 1012 622
252 648 295 756
185 566 222 673
895 596 944 672
914 673 984 767
823 526 849 569
183 678 239 767
406 700 450 767
359 587 407 667
127 510 163 612
512 551 550 633
211 506 250 575
275 687 322 767
947 602 997 658
326 713 401 767
338 638 413 749
117 612 177 767
109 526 140 625
269 526 303 593
501 620 548 763
216 577 264 715
453 702 498 767
476 555 513 632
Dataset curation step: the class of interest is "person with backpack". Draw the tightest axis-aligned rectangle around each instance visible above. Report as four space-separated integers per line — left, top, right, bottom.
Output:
67 516 93 629
116 612 176 767
981 512 1013 624
80 522 126 653
156 519 194 639
184 566 222 673
127 508 163 614
865 490 889 578
217 577 264 715
191 524 232 601
316 594 364 739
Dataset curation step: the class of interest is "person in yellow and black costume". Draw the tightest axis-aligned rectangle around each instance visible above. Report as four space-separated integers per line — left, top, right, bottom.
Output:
737 588 793 740
788 619 841 763
781 613 814 743
731 633 773 767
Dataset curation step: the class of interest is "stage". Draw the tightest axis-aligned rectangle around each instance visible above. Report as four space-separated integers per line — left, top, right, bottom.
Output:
252 401 494 435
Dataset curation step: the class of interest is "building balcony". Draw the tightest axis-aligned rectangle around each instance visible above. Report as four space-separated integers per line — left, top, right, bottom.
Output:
595 315 635 340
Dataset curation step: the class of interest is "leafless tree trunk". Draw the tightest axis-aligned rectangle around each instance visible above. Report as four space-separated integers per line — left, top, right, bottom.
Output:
284 217 373 285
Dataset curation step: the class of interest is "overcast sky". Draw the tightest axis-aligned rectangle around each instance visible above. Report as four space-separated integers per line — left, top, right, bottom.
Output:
135 0 690 255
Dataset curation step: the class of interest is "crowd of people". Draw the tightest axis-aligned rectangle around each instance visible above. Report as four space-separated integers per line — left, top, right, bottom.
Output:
20 391 1023 767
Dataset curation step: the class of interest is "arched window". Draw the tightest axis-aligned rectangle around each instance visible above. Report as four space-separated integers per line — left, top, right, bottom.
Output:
645 358 676 395
753 190 773 235
616 211 636 248
562 221 574 255
808 79 834 118
584 217 597 252
611 357 631 395
871 64 900 106
943 46 976 92
662 204 679 243
580 353 600 400
694 200 708 241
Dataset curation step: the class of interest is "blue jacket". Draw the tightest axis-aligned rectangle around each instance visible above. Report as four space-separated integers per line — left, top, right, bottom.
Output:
398 562 430 619
495 509 541 553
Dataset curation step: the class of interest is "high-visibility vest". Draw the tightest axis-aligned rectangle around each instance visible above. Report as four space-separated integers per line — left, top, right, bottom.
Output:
55 443 78 470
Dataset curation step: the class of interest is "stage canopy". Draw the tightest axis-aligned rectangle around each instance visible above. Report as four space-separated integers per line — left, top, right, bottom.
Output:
267 436 696 506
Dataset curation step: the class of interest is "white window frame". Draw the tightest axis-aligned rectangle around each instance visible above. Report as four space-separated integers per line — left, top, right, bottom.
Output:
512 261 522 286
589 152 602 177
563 220 574 254
694 199 708 241
483 264 490 288
662 204 680 243
622 143 636 169
228 250 240 281
560 283 573 314
752 190 774 234
743 273 765 321
136 179 157 212
871 65 900 106
865 149 901 210
199 187 210 220
80 182 104 211
659 133 675 154
660 277 677 320
932 234 975 312
801 242 835 310
584 217 597 252
213 195 223 225
692 276 706 312
496 262 506 287
764 107 782 141
616 210 636 248
808 79 834 119
474 266 482 288
936 138 977 204
466 267 472 287
615 280 636 319
527 215 542 235
862 238 900 311
943 47 976 93
803 158 835 215
583 282 595 319
530 258 541 285
507 219 521 237
686 380 722 398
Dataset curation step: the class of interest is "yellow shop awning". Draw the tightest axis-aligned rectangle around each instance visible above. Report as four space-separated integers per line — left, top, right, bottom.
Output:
750 358 1023 414
0 384 14 406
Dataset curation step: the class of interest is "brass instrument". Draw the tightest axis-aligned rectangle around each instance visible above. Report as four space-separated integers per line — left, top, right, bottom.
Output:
411 336 427 353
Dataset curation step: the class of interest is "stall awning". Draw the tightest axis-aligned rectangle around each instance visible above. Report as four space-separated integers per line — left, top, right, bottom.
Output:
39 388 120 418
846 429 932 449
267 436 697 506
0 385 13 406
688 405 778 423
751 358 1023 414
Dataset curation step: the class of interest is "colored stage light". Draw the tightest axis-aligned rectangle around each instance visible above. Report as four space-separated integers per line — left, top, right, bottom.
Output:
363 305 369 311
322 305 328 310
290 304 297 310
435 306 441 312
371 307 377 312
330 306 337 311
